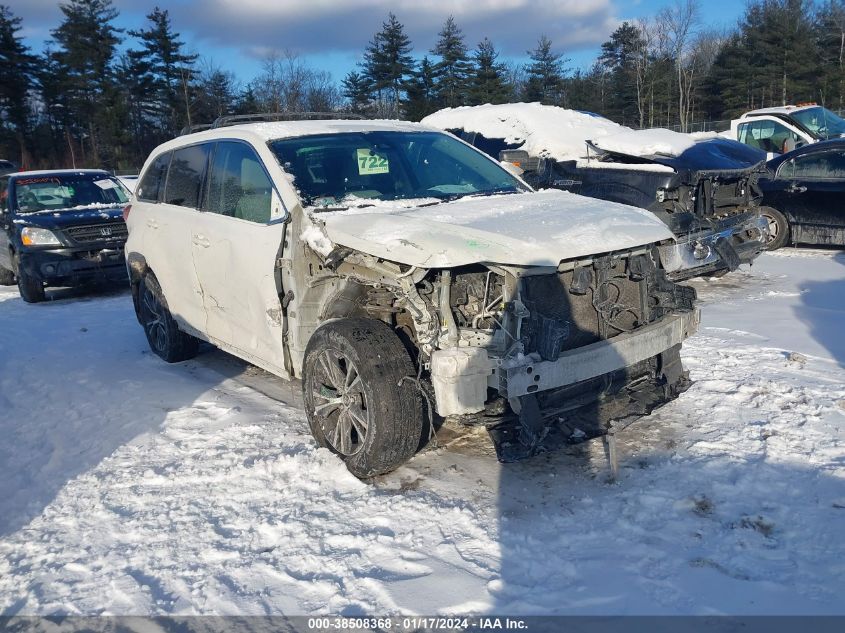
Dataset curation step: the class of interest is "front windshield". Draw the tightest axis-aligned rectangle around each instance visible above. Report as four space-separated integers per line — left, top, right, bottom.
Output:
269 130 528 209
791 106 845 139
14 174 129 214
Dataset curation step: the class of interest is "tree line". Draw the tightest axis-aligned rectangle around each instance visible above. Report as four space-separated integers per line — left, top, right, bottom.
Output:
0 0 843 171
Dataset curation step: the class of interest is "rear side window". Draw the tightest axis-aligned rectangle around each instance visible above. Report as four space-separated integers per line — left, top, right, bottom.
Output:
137 152 171 202
164 144 210 208
206 141 272 223
791 151 845 179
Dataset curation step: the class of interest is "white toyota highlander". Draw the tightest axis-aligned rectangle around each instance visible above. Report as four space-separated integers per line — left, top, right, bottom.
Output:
125 117 699 477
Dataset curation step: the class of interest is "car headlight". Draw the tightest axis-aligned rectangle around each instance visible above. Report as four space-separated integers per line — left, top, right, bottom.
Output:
21 227 61 246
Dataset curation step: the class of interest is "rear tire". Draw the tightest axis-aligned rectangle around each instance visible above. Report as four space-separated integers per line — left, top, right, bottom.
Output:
760 206 790 250
303 318 424 478
16 268 45 303
138 273 199 362
0 266 14 286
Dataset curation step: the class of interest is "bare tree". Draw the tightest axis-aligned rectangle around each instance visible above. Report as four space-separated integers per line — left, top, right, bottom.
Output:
684 28 729 125
254 51 342 114
659 0 701 131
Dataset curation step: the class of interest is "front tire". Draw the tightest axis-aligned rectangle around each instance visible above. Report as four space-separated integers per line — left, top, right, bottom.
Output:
138 273 199 363
303 318 424 478
16 268 45 303
760 206 790 250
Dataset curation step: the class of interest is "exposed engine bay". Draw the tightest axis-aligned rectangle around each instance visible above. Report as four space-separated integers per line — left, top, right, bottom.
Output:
312 241 699 462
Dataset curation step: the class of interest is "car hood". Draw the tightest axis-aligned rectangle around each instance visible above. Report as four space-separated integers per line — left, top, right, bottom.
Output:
319 190 674 268
593 138 767 173
13 205 125 229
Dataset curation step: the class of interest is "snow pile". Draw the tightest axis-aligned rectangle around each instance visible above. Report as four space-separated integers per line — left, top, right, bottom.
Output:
423 103 703 161
1 250 845 615
300 224 334 257
422 103 623 161
574 159 675 173
592 127 697 157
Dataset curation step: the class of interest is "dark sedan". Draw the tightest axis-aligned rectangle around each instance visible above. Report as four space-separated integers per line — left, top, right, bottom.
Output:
0 169 130 302
760 139 845 249
431 116 769 280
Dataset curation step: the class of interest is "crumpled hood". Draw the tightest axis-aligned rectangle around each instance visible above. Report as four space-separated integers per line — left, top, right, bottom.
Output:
320 190 674 268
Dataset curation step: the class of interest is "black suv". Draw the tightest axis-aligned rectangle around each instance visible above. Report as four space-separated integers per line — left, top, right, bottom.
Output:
0 170 130 302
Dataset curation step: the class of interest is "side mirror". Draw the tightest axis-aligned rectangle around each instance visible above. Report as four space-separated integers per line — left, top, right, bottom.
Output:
499 149 541 173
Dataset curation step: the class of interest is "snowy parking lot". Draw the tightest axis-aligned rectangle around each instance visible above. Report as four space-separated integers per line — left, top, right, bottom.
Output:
0 249 844 616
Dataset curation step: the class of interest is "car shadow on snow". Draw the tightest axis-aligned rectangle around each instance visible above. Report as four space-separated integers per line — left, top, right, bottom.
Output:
794 251 845 367
490 422 845 616
0 284 248 537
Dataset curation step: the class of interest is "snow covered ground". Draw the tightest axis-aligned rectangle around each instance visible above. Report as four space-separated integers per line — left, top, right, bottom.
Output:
1 249 844 616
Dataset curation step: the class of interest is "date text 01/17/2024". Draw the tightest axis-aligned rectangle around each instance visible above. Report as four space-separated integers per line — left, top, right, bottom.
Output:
305 617 529 631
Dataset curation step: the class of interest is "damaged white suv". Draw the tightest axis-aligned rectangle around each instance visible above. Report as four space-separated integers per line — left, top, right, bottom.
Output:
126 118 699 477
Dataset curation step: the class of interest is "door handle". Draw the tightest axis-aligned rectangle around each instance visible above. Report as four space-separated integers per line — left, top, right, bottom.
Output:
788 184 807 194
146 219 159 229
192 234 210 248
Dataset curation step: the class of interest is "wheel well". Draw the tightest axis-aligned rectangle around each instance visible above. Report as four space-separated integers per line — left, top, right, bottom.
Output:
320 282 421 364
127 254 151 315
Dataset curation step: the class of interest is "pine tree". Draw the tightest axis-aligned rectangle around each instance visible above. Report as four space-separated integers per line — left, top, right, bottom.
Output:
523 36 568 105
403 57 438 121
48 0 123 167
815 0 845 108
361 13 414 117
128 7 197 134
235 84 261 115
431 16 473 108
0 5 35 166
194 67 237 123
705 0 818 117
342 70 372 114
598 22 645 125
468 38 511 105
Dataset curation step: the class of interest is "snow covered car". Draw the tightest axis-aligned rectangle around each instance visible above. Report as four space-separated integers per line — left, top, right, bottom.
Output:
0 169 130 302
729 104 845 155
757 139 845 249
423 103 770 281
125 118 699 477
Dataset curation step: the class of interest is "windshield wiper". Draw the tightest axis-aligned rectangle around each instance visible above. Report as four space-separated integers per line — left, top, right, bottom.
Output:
309 202 376 213
462 187 522 199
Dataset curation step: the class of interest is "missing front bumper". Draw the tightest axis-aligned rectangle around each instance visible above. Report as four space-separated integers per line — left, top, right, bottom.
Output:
501 310 700 399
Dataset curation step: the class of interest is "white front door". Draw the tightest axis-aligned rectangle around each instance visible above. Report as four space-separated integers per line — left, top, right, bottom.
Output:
191 140 290 376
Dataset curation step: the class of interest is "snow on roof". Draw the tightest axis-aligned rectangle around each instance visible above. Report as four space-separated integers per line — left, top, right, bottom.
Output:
422 102 698 161
591 127 696 157
179 119 435 144
742 105 817 117
11 169 110 178
422 103 623 161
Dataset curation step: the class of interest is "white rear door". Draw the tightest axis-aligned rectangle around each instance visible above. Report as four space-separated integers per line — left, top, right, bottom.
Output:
137 144 211 333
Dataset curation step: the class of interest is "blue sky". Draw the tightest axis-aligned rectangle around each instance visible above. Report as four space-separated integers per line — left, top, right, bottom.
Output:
11 0 746 87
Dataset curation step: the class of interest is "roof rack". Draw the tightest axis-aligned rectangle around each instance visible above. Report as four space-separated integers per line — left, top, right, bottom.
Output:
211 112 366 129
178 123 213 136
